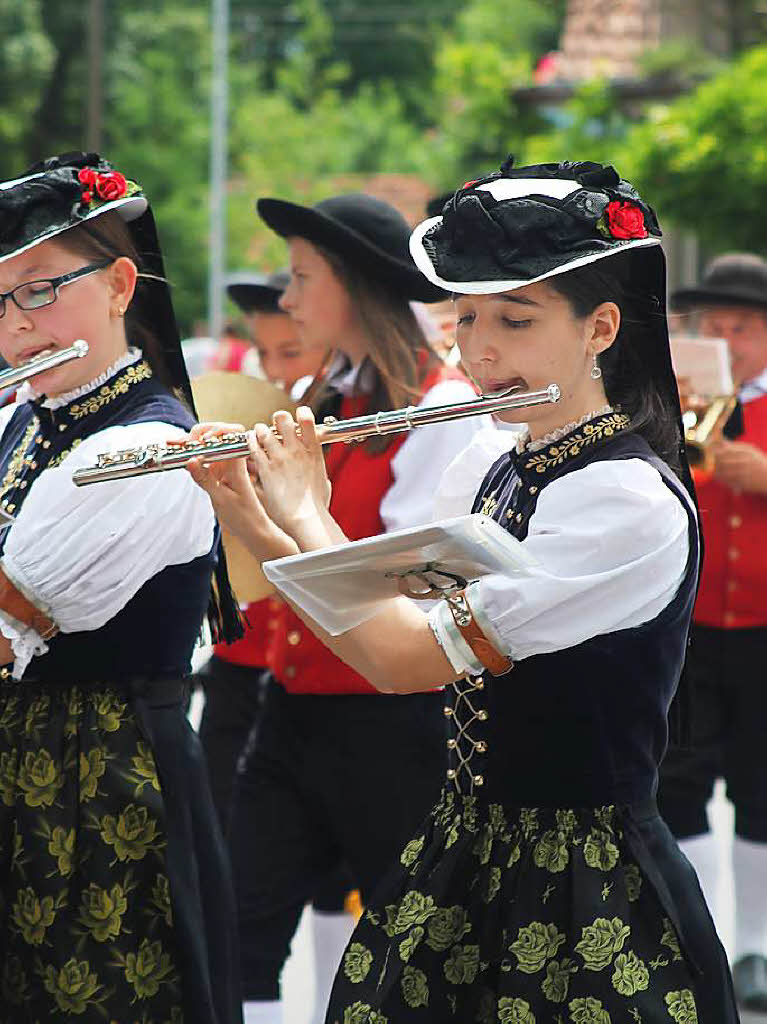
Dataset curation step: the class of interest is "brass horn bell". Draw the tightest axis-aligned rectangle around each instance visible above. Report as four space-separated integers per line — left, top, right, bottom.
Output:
683 394 738 473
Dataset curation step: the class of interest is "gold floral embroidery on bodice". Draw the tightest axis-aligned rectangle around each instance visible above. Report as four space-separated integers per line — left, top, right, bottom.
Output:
522 412 631 477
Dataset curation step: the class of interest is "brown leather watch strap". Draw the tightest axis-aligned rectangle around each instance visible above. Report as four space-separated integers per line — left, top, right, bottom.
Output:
445 589 513 677
0 568 58 640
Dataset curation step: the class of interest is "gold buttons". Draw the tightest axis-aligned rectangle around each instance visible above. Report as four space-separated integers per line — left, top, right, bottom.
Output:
473 774 484 786
285 666 296 679
505 509 514 519
19 481 27 489
447 739 457 749
42 440 51 449
58 424 66 432
7 504 15 513
529 485 538 495
35 435 43 444
475 740 488 753
729 515 742 529
472 678 484 690
0 667 9 680
446 769 457 780
443 706 454 717
477 710 489 721
516 512 523 523
287 630 301 646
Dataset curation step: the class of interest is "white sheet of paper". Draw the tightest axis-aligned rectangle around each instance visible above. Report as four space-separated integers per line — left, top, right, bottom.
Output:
669 335 733 396
262 513 539 635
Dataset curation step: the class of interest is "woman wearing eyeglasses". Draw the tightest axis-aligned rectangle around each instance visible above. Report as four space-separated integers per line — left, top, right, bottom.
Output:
0 154 242 1023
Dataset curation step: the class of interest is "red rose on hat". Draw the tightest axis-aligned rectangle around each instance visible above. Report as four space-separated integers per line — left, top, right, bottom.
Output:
605 200 648 240
95 172 128 202
78 167 98 186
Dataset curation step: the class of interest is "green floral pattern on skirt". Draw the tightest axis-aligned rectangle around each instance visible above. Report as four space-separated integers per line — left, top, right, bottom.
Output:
327 790 699 1024
0 683 183 1022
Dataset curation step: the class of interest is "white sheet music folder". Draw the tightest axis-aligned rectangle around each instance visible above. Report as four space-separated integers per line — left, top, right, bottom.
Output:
262 513 539 635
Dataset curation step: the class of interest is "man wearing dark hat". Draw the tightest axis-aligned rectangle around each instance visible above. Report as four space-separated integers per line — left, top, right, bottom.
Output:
659 252 767 1011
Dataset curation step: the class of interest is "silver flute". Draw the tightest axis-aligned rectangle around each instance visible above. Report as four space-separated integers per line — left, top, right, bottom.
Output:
71 383 561 487
0 339 89 390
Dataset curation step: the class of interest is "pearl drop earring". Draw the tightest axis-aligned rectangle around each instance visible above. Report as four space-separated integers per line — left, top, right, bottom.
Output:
590 352 602 380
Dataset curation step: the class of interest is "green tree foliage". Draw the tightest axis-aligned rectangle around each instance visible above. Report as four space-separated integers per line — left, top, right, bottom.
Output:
0 2 55 177
106 5 213 328
626 45 767 252
232 0 466 119
425 0 562 183
522 79 631 168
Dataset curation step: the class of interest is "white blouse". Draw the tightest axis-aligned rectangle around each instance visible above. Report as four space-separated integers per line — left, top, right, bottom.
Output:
428 430 691 676
0 358 215 678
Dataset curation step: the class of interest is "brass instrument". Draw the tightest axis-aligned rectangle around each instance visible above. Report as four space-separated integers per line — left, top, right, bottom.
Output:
0 339 89 390
72 382 561 487
683 394 738 473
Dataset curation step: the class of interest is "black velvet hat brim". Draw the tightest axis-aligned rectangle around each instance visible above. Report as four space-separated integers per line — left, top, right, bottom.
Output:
257 198 447 303
411 212 660 293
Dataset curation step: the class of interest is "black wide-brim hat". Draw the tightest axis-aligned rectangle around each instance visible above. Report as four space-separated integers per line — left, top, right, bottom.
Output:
411 159 662 293
226 269 290 313
0 151 195 412
671 253 767 312
256 193 447 303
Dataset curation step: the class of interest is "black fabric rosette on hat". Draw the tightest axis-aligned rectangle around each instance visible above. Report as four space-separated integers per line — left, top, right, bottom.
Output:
257 193 447 303
0 151 242 641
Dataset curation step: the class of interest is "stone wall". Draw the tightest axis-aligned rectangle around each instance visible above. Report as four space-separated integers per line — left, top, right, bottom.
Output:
557 0 730 81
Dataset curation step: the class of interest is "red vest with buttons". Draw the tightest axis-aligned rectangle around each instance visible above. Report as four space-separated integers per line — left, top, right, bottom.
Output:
693 394 767 629
213 598 273 667
267 364 468 694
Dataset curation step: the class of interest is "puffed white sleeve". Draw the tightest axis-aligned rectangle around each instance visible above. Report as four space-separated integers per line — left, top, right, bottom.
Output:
428 458 691 675
0 421 215 678
379 378 495 532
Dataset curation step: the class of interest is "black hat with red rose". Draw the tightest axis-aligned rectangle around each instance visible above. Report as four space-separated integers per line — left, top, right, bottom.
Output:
0 151 195 411
411 158 660 293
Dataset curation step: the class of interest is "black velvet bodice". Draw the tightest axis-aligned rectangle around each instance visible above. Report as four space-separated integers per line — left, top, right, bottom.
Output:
445 413 700 807
0 359 216 682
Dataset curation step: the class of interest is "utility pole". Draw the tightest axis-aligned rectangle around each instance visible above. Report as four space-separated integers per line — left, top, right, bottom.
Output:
208 0 230 341
87 0 104 151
